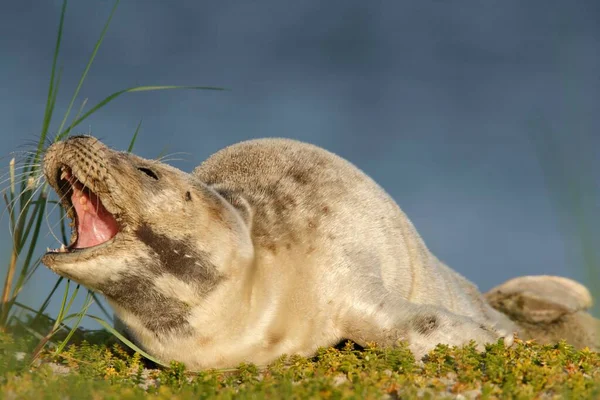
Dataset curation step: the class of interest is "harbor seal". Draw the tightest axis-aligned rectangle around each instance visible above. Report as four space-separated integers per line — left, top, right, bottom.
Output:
42 135 524 369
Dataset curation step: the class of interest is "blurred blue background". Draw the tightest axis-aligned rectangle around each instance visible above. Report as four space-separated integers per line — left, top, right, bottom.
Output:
1 0 598 326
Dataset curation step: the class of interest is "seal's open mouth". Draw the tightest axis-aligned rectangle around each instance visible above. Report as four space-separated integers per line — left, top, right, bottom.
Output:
46 166 119 254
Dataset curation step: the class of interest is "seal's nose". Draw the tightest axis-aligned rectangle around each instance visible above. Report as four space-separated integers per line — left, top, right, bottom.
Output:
43 135 109 189
56 135 108 153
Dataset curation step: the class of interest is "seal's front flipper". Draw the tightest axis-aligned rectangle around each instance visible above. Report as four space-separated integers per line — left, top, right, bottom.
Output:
340 293 513 360
485 275 600 350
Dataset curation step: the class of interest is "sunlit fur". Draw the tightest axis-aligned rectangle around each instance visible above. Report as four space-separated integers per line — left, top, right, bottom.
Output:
39 135 596 370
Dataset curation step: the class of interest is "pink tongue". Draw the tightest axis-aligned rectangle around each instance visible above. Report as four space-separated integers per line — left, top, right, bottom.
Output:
71 186 118 248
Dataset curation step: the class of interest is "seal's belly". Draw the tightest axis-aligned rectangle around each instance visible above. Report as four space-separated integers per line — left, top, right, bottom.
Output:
142 297 342 369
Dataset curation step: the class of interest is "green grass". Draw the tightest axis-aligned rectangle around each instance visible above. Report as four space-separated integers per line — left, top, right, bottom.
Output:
1 332 600 399
1 0 598 398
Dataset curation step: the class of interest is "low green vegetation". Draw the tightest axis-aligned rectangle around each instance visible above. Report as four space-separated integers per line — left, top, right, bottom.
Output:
1 332 599 399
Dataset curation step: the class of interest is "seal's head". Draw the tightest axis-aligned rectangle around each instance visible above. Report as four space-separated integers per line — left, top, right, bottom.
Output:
42 135 253 334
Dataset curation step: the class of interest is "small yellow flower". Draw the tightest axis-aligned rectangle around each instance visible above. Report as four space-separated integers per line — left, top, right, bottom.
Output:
105 366 117 378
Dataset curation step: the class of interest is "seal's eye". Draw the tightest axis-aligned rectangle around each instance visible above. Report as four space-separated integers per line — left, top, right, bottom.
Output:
138 167 158 180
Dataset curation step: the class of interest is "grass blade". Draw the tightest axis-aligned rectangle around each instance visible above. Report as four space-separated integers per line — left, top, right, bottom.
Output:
13 301 77 334
90 292 113 322
127 119 143 153
12 193 48 296
34 0 67 165
16 192 46 254
9 158 15 202
54 280 72 326
54 291 94 355
31 277 64 327
58 85 225 140
55 0 121 139
87 314 168 367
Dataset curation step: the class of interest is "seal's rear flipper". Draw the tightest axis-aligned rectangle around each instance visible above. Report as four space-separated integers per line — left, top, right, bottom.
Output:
485 275 592 323
485 275 599 350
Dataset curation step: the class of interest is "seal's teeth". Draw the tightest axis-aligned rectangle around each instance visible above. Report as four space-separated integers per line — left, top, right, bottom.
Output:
79 196 87 205
60 170 68 181
46 247 51 253
59 244 67 253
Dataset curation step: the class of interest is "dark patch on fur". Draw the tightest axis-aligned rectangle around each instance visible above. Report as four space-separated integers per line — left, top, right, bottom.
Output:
194 139 353 256
412 315 439 335
267 332 284 347
259 184 297 217
290 169 311 185
136 224 222 290
185 191 192 201
99 272 191 334
263 242 277 253
101 224 225 335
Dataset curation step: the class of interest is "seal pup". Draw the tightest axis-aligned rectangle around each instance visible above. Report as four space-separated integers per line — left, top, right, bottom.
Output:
41 135 518 370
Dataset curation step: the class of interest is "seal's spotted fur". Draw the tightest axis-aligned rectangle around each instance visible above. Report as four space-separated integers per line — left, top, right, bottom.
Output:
41 136 596 370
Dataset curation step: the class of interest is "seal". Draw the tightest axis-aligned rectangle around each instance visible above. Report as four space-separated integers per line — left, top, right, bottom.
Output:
41 135 521 370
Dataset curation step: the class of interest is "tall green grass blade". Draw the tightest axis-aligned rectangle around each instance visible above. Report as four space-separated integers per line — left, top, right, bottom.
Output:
127 119 143 153
12 302 76 337
69 98 89 133
34 0 67 168
61 284 81 322
15 318 57 346
19 154 35 194
2 194 13 231
90 293 113 322
9 158 15 202
58 85 224 140
54 291 93 354
16 193 45 254
22 259 43 288
31 281 85 357
55 0 121 140
87 315 167 366
13 301 54 319
54 280 72 327
31 277 64 327
3 160 17 248
12 194 48 297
